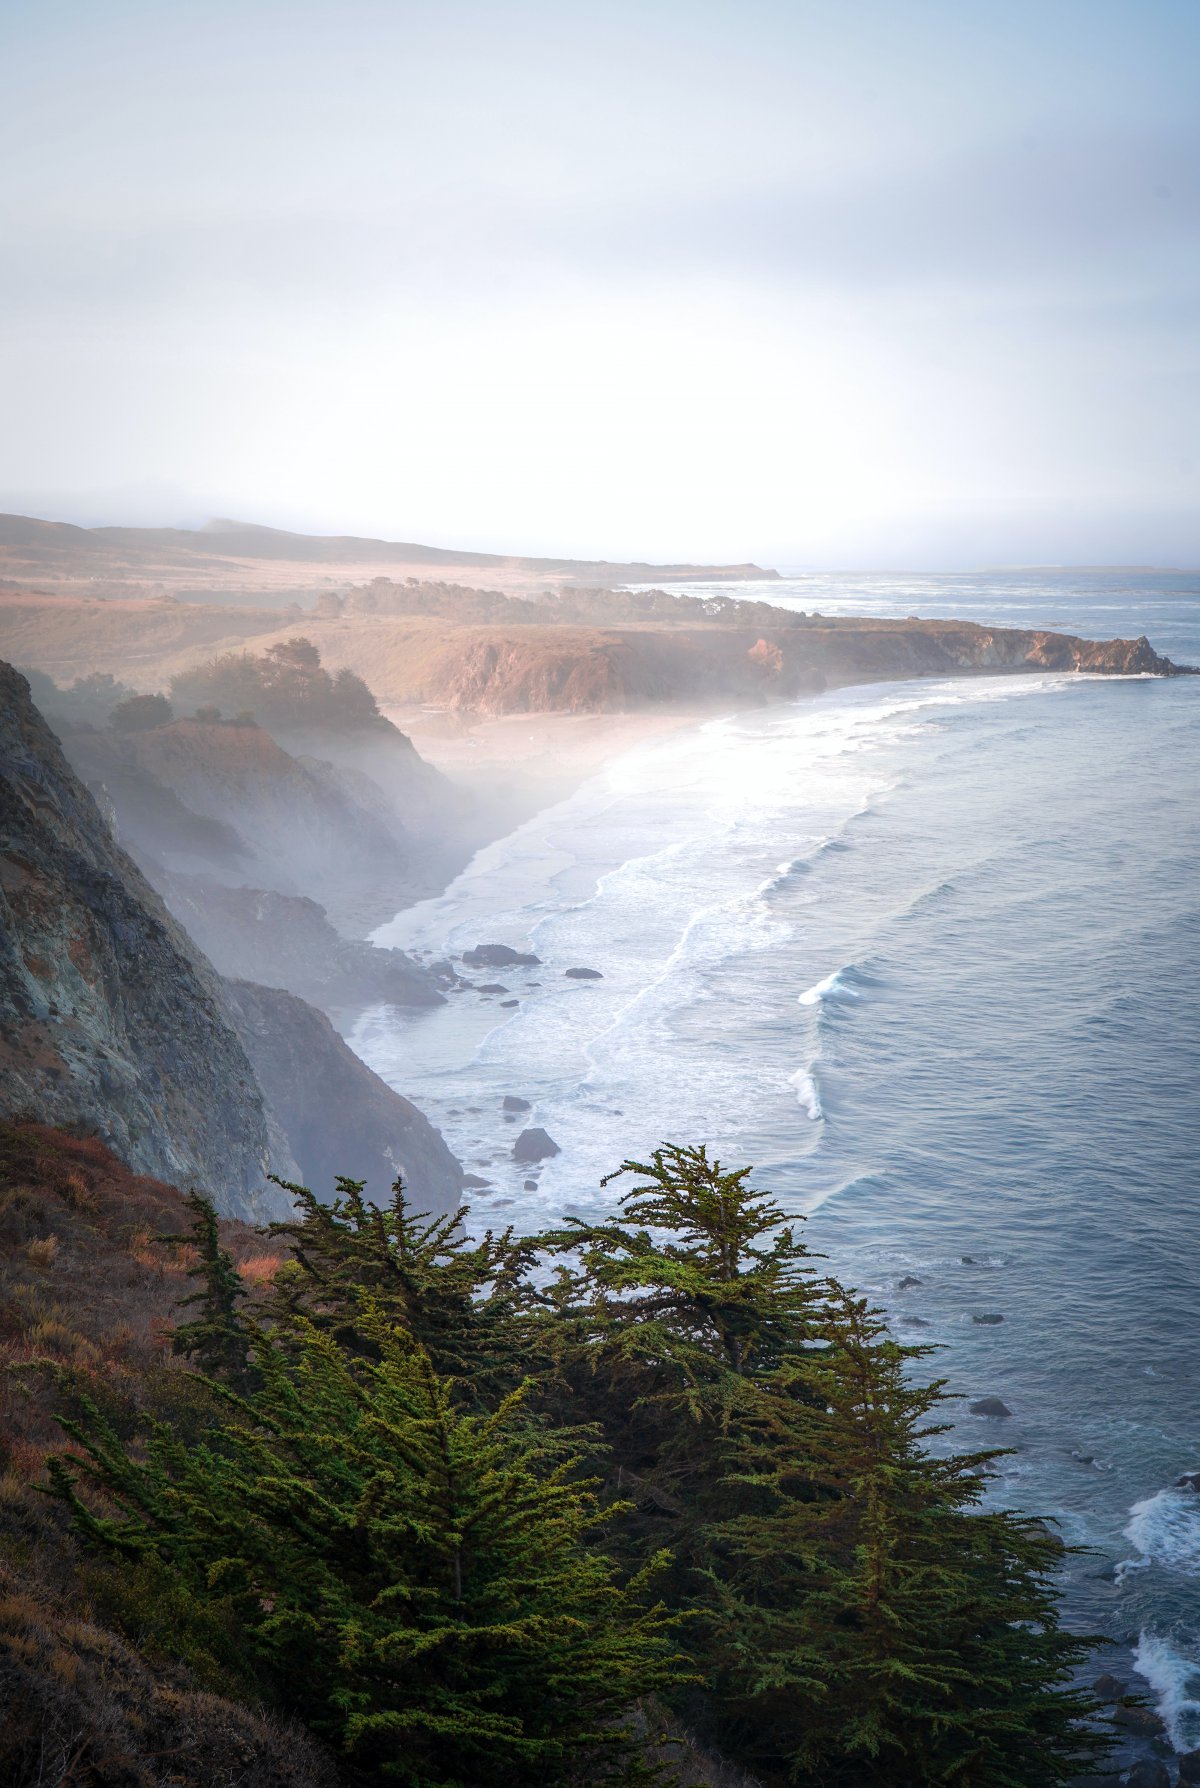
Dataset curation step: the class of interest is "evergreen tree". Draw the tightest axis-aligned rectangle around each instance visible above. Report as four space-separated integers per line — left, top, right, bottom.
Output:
48 1308 686 1786
702 1284 1107 1785
161 1190 251 1385
263 1174 538 1399
533 1147 826 1583
540 1148 1108 1786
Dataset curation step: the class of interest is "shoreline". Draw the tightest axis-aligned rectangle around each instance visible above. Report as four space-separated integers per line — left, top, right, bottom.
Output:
385 701 723 816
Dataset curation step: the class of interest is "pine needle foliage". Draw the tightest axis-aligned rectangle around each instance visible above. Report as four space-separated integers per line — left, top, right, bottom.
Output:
43 1146 1111 1786
701 1285 1108 1785
47 1307 686 1786
537 1146 1107 1786
160 1190 251 1385
263 1174 538 1399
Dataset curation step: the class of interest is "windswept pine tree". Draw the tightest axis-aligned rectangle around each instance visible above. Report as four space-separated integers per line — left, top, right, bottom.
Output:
44 1148 1112 1786
48 1306 685 1786
538 1147 1107 1786
262 1173 539 1398
159 1189 252 1385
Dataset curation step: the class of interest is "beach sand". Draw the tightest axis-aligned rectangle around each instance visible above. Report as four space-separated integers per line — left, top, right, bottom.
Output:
386 703 717 809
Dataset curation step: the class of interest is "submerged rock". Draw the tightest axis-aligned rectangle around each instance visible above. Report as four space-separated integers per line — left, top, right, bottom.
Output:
513 1127 561 1163
502 1095 532 1112
898 1274 923 1290
969 1397 1012 1418
1176 1471 1200 1491
462 944 540 968
972 1313 1004 1325
523 1178 538 1191
1124 1762 1170 1788
1113 1703 1166 1738
564 966 604 979
476 983 508 994
462 1173 492 1189
499 999 519 1008
1091 1674 1125 1702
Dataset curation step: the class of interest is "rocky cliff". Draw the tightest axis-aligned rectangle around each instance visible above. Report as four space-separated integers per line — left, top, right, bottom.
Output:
223 980 464 1212
0 664 465 1219
161 877 445 1014
5 587 1188 727
0 663 290 1214
384 617 1189 715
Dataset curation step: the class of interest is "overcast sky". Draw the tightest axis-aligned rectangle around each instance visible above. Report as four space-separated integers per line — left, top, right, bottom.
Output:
2 0 1197 567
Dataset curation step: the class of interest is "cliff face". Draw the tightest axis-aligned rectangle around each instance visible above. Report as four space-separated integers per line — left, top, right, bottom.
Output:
0 664 465 1220
162 877 445 1014
60 718 415 928
362 618 1187 715
223 980 464 1213
0 663 292 1214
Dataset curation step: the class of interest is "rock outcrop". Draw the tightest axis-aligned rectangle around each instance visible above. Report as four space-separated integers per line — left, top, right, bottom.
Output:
0 662 291 1214
160 877 445 1014
58 716 417 932
222 980 463 1214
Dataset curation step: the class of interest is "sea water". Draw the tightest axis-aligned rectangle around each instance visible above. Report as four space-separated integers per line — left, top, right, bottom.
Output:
355 570 1200 1751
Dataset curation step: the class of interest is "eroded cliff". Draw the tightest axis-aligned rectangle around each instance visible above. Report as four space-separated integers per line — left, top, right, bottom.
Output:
0 663 289 1213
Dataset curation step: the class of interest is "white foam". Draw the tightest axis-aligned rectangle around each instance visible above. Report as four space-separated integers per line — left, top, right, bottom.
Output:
798 967 860 1006
1133 1630 1200 1752
1124 1486 1200 1578
790 1067 823 1120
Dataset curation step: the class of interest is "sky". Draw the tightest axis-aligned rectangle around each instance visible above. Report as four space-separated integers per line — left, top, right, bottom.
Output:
1 0 1198 568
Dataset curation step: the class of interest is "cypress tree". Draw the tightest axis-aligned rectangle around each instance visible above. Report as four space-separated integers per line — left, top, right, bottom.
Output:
702 1283 1109 1784
540 1147 1108 1786
49 1307 687 1786
161 1190 251 1385
263 1174 537 1398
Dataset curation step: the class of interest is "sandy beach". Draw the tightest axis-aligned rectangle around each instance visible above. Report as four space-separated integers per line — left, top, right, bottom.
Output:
386 702 719 808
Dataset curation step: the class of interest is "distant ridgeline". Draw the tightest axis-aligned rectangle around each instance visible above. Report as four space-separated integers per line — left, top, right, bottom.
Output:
0 1132 1116 1788
322 574 828 630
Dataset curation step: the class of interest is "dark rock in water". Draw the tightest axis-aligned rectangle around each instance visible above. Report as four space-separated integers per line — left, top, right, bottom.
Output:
1176 1471 1200 1491
503 1096 532 1112
564 966 604 979
462 944 540 968
499 999 519 1008
1090 1673 1124 1702
462 1173 492 1189
523 1179 538 1191
961 1255 976 1264
513 1127 561 1163
898 1274 923 1289
1124 1762 1170 1788
476 983 508 994
1113 1702 1166 1738
1177 1752 1200 1784
901 1316 931 1329
972 1313 1004 1325
969 1397 1012 1418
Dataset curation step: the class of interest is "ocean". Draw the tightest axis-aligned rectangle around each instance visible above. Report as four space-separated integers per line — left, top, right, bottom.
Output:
355 569 1200 1757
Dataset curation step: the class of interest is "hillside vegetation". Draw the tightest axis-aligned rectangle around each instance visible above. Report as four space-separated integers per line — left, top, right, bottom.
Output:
1 1126 1114 1787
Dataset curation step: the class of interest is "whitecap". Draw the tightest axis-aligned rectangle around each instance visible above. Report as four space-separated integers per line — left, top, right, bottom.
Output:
1123 1486 1200 1578
789 1067 823 1119
1133 1630 1200 1752
798 967 860 1006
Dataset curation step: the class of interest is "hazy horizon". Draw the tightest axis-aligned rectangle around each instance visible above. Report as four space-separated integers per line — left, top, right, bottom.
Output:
3 0 1198 569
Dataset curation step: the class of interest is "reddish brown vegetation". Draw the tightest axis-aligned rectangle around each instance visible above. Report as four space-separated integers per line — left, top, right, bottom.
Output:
0 1122 332 1788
